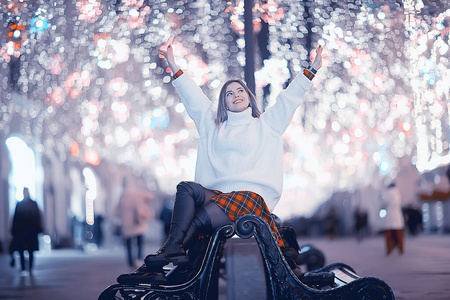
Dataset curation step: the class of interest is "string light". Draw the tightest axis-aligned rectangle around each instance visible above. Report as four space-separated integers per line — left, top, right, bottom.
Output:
0 0 448 217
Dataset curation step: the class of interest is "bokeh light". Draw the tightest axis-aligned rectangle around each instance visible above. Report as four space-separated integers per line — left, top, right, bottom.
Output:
0 0 449 218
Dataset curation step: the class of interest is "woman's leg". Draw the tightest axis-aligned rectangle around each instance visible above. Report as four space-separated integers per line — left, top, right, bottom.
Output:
395 229 404 254
28 250 34 272
9 252 15 268
385 230 394 255
19 250 26 271
125 237 133 267
145 181 212 267
136 234 143 260
183 202 232 249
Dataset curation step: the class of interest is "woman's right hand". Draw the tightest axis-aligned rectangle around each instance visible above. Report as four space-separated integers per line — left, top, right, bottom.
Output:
159 44 180 74
311 45 323 71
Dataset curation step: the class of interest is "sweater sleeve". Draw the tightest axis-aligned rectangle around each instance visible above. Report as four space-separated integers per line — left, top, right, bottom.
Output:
262 73 313 135
172 73 215 135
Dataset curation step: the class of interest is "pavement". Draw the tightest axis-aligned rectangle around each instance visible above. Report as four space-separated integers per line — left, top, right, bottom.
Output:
1 234 449 300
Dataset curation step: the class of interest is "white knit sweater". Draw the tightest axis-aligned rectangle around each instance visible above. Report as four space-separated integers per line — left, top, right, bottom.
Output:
172 73 313 211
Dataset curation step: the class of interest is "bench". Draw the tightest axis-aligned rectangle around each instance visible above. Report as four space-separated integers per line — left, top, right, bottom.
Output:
99 214 395 300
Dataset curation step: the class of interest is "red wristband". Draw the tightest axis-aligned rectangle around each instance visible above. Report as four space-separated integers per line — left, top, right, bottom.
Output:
303 68 315 81
173 69 183 79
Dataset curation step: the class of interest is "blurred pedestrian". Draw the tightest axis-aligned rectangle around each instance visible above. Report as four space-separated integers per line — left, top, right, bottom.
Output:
354 207 368 241
381 182 405 255
93 214 105 247
403 204 422 236
116 178 155 268
159 198 173 241
10 187 43 274
324 207 339 239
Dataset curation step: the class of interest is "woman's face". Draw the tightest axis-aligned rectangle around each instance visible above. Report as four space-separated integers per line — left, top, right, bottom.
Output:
225 82 250 113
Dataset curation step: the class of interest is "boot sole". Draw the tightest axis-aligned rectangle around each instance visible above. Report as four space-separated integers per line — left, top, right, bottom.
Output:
117 271 167 285
145 254 189 269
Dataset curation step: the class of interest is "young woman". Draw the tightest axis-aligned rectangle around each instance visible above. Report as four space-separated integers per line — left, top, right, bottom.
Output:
144 44 323 269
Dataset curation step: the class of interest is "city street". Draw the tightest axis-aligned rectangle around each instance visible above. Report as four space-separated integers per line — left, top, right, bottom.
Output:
1 234 449 300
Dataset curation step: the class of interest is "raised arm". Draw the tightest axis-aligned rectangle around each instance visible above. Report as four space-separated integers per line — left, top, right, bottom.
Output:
263 45 324 135
159 44 215 133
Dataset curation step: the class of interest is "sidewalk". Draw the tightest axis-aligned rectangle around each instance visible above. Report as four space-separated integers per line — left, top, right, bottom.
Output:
0 244 134 300
300 234 450 300
0 234 449 300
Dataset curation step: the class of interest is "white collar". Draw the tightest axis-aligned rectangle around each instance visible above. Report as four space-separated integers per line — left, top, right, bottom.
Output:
226 107 253 125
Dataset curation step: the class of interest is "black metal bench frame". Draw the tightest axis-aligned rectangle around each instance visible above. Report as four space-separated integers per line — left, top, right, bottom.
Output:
99 214 395 300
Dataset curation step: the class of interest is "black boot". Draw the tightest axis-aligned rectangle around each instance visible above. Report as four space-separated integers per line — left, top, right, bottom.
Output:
144 225 189 269
145 182 207 269
117 264 167 285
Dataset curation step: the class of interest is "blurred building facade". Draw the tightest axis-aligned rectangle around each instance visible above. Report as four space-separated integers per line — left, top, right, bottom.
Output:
1 1 449 251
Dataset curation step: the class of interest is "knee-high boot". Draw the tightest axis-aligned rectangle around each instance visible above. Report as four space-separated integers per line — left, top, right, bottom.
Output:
145 181 205 268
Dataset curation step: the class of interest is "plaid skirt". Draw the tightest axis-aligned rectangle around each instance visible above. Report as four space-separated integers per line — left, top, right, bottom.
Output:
210 190 285 248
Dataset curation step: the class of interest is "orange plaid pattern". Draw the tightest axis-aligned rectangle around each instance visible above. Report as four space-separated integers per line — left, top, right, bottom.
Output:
210 191 285 248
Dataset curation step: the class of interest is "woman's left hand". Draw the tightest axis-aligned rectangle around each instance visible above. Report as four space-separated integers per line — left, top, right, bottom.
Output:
311 45 323 71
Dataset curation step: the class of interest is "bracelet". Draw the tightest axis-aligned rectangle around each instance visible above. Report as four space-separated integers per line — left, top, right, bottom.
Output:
173 69 183 80
306 65 317 75
303 68 315 81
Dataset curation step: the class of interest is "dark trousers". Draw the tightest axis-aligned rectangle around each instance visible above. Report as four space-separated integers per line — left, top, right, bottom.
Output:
125 234 143 267
174 181 232 248
18 250 35 271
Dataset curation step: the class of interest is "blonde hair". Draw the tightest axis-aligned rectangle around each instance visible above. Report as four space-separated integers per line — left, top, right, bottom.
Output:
215 79 261 125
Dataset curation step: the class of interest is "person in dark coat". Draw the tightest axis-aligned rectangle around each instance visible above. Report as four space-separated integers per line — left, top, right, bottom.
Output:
10 187 43 274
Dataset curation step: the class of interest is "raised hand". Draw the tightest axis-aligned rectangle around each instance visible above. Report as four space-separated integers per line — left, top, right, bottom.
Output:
310 45 323 71
159 44 179 74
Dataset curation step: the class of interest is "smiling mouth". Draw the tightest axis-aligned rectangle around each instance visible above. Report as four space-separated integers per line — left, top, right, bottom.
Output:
233 99 243 104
